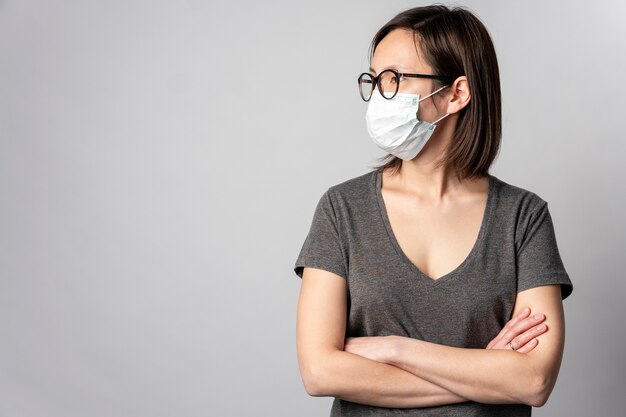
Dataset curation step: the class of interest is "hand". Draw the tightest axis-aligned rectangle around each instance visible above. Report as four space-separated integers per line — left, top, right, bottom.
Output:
344 307 549 362
486 306 548 353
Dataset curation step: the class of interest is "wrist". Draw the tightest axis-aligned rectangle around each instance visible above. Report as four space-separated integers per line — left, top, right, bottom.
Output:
387 335 421 367
388 336 426 369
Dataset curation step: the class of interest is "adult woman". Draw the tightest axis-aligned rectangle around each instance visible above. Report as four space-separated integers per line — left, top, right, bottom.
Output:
293 5 573 416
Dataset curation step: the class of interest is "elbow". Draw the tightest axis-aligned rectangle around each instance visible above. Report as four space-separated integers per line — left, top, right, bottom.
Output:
301 363 331 397
526 374 554 408
302 366 323 397
527 389 548 408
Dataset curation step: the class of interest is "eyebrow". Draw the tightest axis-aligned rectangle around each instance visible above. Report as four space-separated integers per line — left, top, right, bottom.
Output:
369 65 411 75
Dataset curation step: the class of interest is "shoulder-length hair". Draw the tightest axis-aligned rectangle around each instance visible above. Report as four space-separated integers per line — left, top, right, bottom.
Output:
368 5 501 180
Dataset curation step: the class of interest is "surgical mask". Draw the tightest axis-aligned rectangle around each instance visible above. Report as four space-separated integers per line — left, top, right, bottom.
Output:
365 85 450 160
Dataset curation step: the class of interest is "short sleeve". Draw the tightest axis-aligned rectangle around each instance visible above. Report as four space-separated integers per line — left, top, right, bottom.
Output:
516 201 573 300
293 189 348 280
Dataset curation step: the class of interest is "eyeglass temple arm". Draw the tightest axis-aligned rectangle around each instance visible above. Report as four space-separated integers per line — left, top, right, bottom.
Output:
401 73 454 82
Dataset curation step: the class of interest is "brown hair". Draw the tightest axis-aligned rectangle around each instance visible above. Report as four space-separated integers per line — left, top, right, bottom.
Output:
367 5 501 180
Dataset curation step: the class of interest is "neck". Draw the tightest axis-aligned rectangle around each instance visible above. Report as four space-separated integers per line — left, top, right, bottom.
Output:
392 113 462 202
394 161 461 203
385 112 489 203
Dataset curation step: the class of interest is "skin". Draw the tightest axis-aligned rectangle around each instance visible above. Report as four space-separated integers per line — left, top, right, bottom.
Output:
296 28 566 408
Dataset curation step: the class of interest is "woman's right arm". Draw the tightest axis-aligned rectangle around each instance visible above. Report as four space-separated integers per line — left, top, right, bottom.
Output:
296 267 549 408
296 267 468 408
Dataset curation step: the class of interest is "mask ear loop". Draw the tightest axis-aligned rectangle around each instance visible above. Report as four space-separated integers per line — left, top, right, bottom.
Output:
418 84 450 102
432 112 450 125
418 84 451 125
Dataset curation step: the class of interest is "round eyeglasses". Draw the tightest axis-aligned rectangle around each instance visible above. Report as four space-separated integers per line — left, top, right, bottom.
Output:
357 69 453 101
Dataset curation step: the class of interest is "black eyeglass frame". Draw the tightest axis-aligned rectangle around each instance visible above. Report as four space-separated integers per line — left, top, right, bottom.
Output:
358 69 454 101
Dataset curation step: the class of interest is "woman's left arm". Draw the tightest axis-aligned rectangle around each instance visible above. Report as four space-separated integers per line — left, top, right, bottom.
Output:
346 284 566 407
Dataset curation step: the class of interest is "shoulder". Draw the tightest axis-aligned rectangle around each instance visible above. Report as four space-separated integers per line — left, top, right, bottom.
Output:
327 170 375 194
315 170 377 222
492 175 548 216
324 170 377 205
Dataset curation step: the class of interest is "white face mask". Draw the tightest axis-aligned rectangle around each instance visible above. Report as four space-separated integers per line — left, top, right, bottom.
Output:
365 85 450 160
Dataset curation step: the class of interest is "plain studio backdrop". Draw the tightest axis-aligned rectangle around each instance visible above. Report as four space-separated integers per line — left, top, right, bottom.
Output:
1 0 624 416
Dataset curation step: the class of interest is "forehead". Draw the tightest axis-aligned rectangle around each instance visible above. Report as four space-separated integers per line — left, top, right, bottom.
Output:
370 29 429 73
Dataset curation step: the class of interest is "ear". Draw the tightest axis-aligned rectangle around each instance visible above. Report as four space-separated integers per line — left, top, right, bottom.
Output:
445 76 471 114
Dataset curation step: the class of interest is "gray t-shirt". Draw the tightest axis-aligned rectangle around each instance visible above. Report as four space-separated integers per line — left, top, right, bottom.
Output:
293 169 573 417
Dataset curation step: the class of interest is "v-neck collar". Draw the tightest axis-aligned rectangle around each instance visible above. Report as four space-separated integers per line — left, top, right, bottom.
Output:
373 169 496 285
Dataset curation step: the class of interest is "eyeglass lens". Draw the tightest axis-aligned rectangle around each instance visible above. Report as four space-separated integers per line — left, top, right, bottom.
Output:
359 70 400 101
378 70 399 98
359 74 374 101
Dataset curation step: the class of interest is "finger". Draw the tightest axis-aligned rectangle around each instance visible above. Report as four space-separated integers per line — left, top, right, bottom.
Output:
499 313 546 347
487 307 531 349
489 307 531 347
515 338 538 353
510 323 548 352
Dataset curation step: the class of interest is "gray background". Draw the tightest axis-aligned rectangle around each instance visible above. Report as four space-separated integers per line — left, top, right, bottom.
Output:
1 0 624 416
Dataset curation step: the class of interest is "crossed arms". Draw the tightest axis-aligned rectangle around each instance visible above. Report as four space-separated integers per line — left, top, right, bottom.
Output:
295 267 566 408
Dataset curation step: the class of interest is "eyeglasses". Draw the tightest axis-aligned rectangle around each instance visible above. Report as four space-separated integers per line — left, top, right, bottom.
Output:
358 69 453 101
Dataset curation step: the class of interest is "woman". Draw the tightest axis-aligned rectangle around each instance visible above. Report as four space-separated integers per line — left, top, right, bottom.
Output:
293 5 573 416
